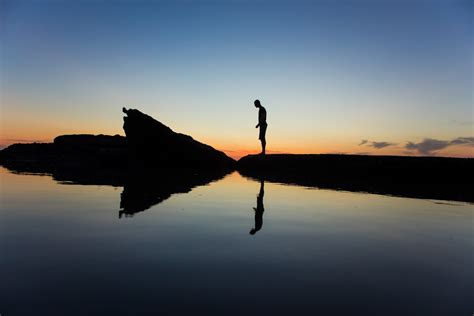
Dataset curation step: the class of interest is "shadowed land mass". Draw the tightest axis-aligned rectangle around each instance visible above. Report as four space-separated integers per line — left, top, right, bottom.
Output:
238 154 473 203
0 108 235 174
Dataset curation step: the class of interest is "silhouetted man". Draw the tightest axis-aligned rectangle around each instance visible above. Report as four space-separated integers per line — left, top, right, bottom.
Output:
250 180 265 235
254 99 267 155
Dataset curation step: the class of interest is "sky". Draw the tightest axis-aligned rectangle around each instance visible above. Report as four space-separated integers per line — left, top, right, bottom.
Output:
1 0 472 159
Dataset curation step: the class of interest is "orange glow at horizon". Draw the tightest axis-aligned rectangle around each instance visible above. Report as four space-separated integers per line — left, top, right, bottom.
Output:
1 124 473 159
1 133 473 160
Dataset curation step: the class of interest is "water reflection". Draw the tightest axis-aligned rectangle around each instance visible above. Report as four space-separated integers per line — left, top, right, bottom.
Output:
250 179 265 235
1 167 473 315
118 170 230 218
0 162 231 217
4 158 473 204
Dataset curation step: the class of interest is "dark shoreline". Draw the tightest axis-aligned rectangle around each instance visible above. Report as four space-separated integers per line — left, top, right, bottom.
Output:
237 154 474 203
2 150 473 204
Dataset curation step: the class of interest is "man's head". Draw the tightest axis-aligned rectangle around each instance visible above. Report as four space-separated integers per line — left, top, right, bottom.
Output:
254 99 261 108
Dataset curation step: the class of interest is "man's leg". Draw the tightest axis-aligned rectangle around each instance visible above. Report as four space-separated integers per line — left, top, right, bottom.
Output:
259 125 267 155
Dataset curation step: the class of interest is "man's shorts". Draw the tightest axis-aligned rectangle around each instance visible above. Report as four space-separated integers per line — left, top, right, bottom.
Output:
259 124 267 140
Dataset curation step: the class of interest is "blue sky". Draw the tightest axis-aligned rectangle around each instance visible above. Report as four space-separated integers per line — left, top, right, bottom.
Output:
1 0 472 157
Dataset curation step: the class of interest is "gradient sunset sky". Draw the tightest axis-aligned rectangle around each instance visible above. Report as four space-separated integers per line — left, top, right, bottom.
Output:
1 0 472 159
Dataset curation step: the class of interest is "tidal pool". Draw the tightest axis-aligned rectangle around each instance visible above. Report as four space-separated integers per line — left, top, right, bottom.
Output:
1 167 472 315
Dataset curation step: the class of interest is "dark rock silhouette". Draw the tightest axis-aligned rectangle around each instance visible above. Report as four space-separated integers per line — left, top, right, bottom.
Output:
0 134 128 174
238 154 474 203
0 108 235 172
122 107 234 169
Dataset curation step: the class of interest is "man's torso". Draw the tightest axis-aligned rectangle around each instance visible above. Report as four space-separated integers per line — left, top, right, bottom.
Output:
259 106 267 125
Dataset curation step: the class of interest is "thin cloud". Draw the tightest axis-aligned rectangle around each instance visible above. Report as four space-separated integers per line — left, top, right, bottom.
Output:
359 139 396 149
450 137 474 145
452 120 473 127
405 137 474 155
370 141 396 149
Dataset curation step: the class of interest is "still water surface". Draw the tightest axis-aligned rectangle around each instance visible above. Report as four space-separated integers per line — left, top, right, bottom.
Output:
1 167 472 315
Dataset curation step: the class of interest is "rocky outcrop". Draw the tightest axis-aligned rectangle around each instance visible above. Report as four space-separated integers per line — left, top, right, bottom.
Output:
122 107 234 169
0 108 235 172
0 134 127 173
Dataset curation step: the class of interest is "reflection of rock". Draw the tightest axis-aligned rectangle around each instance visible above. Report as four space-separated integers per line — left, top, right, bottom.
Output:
122 108 235 169
238 154 474 203
2 152 230 217
119 169 229 218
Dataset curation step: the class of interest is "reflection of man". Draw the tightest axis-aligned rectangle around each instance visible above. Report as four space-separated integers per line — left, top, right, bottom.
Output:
254 99 267 155
250 180 265 235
